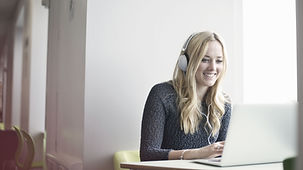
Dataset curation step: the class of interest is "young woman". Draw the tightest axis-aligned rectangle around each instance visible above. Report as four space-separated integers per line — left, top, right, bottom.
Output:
140 31 231 161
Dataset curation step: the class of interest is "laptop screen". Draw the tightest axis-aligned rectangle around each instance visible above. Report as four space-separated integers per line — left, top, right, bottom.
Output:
220 103 298 166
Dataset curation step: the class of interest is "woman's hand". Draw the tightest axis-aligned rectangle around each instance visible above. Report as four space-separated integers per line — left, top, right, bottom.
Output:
168 141 225 160
197 141 225 159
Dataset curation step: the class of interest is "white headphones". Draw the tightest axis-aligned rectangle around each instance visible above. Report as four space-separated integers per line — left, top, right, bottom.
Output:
178 33 198 72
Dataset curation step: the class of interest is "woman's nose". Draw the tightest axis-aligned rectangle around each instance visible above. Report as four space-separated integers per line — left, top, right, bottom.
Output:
208 60 216 70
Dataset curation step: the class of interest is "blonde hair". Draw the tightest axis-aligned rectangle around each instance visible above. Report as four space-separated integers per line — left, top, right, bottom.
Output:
172 31 230 135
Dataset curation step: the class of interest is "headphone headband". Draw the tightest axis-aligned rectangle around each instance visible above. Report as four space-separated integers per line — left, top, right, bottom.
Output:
178 33 199 72
182 33 198 53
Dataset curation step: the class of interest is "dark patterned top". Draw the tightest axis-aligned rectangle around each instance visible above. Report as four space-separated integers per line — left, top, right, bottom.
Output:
140 82 231 161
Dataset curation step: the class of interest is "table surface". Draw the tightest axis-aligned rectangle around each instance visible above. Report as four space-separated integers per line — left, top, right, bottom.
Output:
121 160 283 170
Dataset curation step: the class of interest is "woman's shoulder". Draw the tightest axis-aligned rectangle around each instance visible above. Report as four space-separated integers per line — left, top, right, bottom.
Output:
222 91 232 104
221 91 232 113
149 81 176 99
151 81 174 92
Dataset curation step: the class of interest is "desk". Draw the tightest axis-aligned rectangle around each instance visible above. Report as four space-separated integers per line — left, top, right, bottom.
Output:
121 160 283 170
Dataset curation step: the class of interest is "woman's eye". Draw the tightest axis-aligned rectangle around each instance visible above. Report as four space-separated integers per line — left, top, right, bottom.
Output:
202 58 210 63
216 60 223 63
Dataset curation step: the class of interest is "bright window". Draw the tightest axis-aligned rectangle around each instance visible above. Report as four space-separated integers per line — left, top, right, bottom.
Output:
243 0 297 103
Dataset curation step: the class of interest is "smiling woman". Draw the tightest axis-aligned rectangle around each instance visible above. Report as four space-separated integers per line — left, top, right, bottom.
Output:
140 31 231 161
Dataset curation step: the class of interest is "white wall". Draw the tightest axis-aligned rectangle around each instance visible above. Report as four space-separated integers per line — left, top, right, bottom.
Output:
11 26 23 127
85 0 243 169
45 0 86 169
28 0 48 135
11 0 48 163
28 0 48 162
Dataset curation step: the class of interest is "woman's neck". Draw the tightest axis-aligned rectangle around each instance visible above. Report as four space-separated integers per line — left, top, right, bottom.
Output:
196 86 209 102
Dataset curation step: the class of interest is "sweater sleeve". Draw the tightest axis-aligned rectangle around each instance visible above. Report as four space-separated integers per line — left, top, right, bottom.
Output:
216 102 232 142
140 84 172 161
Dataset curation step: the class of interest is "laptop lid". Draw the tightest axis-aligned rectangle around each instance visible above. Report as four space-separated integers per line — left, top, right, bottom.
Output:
194 103 298 167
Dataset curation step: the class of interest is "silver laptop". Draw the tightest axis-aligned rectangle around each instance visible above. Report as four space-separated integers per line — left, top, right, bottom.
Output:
194 103 298 167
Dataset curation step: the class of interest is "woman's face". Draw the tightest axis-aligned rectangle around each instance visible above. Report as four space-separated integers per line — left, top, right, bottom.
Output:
195 40 224 88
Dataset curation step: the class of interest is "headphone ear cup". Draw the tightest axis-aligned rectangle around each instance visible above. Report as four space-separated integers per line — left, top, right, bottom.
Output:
178 54 188 72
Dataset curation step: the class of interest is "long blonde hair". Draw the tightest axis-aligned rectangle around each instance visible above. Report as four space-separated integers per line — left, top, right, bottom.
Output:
172 31 230 135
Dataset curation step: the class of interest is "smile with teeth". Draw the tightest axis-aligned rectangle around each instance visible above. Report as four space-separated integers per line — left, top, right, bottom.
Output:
203 73 217 79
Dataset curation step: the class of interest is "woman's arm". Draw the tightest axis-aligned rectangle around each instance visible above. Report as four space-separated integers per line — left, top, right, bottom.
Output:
140 84 172 161
168 141 224 160
216 102 232 142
